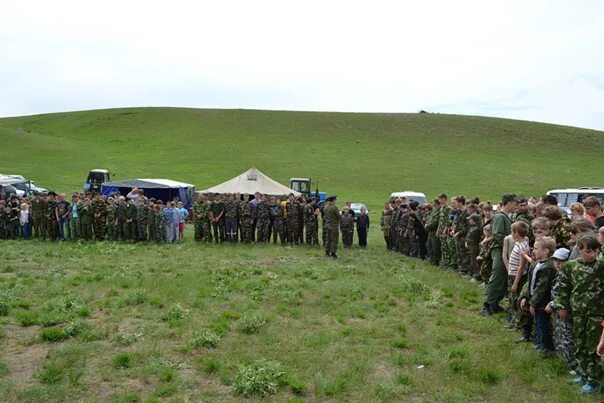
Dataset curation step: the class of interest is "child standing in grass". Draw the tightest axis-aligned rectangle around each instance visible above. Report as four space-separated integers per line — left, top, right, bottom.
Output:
19 203 31 240
476 224 493 285
465 213 482 281
556 235 604 394
506 221 530 332
545 248 577 371
520 236 556 353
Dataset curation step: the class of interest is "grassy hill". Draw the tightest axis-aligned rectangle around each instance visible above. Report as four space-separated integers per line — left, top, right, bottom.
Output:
1 107 604 209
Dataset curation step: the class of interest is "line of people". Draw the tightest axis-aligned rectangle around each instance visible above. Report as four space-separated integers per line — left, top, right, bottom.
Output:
381 192 604 395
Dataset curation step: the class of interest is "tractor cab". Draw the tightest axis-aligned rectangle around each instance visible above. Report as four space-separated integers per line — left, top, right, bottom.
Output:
84 169 112 192
289 177 327 205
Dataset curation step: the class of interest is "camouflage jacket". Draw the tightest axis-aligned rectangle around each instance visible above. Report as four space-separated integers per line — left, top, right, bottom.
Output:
286 201 300 221
256 201 270 221
92 199 107 218
224 200 238 219
555 258 604 316
425 207 440 232
340 212 354 230
380 210 392 233
304 205 317 224
436 205 452 237
550 217 571 249
239 201 253 218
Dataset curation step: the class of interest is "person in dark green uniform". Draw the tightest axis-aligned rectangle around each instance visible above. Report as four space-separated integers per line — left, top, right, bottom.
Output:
480 193 517 316
323 195 341 258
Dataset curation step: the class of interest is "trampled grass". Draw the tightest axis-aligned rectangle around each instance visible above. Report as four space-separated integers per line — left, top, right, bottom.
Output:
0 233 600 402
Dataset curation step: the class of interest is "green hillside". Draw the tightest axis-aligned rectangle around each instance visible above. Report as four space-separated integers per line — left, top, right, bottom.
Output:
1 108 603 207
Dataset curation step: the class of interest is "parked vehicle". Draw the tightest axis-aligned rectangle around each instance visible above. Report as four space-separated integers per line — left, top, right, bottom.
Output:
289 177 327 205
546 187 604 214
389 191 427 205
84 169 112 192
350 202 369 216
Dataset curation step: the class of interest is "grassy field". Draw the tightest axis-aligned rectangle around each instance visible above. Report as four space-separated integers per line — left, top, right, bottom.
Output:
0 234 600 402
1 108 604 401
1 107 604 209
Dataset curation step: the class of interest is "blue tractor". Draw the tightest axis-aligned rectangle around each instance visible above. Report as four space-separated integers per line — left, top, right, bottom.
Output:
289 177 327 205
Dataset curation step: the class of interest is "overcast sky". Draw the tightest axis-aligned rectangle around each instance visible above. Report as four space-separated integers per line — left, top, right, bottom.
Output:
1 1 603 130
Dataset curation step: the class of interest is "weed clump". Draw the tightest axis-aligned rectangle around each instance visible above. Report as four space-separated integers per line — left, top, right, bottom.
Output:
189 330 221 349
161 303 189 326
112 352 133 369
237 313 266 334
40 327 69 342
233 360 286 397
37 363 64 384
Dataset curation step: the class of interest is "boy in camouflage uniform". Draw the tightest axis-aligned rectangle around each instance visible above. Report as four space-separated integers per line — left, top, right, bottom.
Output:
256 194 271 243
304 198 319 246
340 206 354 248
136 198 149 241
270 196 285 245
79 198 93 241
465 214 482 280
46 192 58 241
380 202 393 250
239 194 253 243
106 197 118 241
30 194 47 239
92 194 107 241
556 234 604 394
286 194 300 245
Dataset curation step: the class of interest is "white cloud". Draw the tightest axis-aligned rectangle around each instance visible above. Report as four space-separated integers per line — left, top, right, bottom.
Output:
1 0 603 130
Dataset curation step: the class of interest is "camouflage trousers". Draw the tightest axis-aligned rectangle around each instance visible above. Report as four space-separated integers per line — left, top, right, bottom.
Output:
32 216 46 239
107 222 118 241
341 226 353 247
305 221 318 245
439 236 457 270
286 219 299 245
426 231 440 266
272 219 285 244
256 219 270 243
572 315 604 382
81 223 93 240
506 275 529 329
123 221 137 241
239 218 253 243
70 217 80 240
194 219 212 241
47 217 58 240
406 235 419 257
466 245 480 278
455 237 470 273
137 220 148 241
553 311 577 370
93 218 107 241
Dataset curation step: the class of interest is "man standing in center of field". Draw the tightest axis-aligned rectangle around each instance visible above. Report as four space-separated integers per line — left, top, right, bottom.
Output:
323 195 341 258
30 193 47 239
480 193 517 316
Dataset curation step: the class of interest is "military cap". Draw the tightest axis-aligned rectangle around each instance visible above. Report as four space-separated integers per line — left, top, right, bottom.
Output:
326 195 337 202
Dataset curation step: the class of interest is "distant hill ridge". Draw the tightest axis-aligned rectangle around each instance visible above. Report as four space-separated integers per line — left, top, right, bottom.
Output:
1 107 603 206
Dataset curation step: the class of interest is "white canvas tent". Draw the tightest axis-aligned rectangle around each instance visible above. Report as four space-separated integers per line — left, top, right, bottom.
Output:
204 167 301 197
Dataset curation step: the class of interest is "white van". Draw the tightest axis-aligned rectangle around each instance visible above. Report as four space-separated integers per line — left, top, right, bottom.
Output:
546 187 604 214
389 191 427 205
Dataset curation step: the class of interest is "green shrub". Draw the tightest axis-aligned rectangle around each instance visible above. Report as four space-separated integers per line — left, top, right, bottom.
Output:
111 391 140 403
233 360 286 397
237 313 266 334
114 331 143 346
202 357 220 374
37 363 64 384
154 384 176 397
0 299 9 316
392 338 408 349
289 379 307 395
119 288 146 306
478 367 502 385
112 352 133 369
189 330 221 349
16 311 39 326
161 303 189 325
40 327 69 342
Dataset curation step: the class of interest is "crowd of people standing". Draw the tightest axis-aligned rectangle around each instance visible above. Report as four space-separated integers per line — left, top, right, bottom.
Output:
380 192 604 394
0 190 371 250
